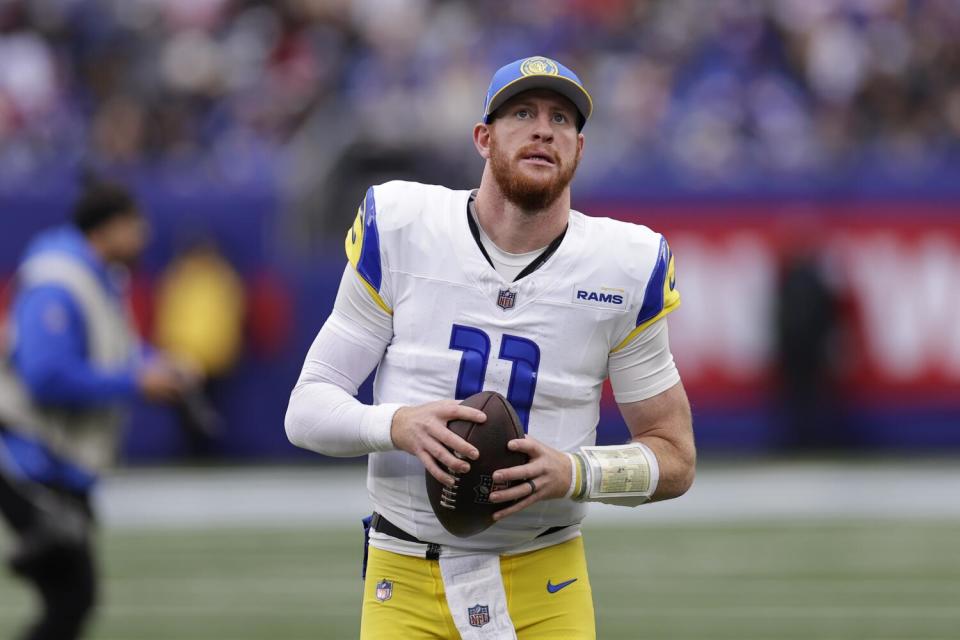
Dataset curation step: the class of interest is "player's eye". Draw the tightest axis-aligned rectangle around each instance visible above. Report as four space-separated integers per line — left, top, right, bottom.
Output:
552 112 568 124
516 109 530 119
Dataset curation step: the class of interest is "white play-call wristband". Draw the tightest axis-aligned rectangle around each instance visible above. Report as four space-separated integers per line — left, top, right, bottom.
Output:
575 442 659 506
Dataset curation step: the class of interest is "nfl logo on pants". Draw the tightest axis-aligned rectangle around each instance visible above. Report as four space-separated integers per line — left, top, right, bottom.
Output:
468 604 490 628
375 579 393 602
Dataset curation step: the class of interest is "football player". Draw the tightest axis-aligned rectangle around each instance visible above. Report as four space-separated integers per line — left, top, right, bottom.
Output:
286 56 695 639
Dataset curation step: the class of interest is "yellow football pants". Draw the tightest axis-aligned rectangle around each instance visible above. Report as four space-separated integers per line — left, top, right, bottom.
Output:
360 536 595 639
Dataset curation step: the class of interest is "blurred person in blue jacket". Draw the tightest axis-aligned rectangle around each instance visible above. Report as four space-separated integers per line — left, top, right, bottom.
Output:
0 182 189 640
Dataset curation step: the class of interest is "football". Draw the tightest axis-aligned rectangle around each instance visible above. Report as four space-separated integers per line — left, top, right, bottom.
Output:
425 391 529 537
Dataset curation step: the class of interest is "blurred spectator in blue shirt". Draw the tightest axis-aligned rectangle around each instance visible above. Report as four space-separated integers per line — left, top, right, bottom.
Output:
0 181 189 640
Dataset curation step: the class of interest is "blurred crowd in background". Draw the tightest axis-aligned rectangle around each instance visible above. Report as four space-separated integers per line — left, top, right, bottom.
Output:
2 0 959 194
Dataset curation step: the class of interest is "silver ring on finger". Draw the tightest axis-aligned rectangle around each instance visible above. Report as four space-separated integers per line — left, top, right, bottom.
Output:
526 479 537 495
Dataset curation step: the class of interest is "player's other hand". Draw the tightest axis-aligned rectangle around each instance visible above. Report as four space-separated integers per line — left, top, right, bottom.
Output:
391 400 484 488
489 437 572 521
137 359 187 403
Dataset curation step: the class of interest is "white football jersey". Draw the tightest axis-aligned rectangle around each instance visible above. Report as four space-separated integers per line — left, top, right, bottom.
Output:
345 181 680 551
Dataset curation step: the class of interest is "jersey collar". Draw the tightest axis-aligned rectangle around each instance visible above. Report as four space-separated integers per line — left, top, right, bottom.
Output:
452 189 586 313
466 193 568 283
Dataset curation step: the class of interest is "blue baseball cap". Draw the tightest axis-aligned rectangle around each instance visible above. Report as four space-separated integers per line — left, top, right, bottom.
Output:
482 56 592 131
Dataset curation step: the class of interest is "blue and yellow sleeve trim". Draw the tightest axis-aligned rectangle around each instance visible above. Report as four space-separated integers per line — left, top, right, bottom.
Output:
345 187 392 315
611 236 680 353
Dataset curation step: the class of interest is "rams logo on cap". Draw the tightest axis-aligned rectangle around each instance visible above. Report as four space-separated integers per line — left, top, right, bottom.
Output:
520 56 559 77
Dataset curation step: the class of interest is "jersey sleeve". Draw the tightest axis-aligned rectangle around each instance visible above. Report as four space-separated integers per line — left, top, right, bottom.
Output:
611 234 680 353
344 186 393 315
285 266 400 457
608 317 681 403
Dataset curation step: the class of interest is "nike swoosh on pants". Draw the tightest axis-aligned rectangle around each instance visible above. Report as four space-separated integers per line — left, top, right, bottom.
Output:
546 578 577 593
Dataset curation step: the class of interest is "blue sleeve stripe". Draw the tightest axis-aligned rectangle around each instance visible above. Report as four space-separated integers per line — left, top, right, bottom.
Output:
356 187 383 292
635 237 670 327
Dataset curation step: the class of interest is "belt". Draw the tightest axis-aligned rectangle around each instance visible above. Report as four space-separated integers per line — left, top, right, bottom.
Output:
370 512 571 560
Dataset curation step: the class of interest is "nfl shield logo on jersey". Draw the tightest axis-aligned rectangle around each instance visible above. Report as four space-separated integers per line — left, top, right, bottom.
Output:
496 289 516 310
375 579 393 602
468 604 490 628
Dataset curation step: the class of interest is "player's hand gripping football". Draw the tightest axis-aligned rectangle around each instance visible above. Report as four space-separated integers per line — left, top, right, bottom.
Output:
489 437 573 520
391 401 483 487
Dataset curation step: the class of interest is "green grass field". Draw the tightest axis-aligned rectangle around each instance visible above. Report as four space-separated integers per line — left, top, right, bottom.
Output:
2 520 959 639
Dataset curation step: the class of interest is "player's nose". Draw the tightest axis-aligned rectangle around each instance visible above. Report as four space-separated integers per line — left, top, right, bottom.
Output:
531 112 554 142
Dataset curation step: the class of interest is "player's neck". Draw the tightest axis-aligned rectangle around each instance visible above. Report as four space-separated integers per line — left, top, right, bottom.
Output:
474 177 570 254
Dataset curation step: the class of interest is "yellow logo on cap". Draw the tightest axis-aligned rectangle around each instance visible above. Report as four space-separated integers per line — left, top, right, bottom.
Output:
520 56 559 77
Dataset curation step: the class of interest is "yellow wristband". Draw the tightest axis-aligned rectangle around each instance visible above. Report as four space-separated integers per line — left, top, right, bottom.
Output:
564 453 580 500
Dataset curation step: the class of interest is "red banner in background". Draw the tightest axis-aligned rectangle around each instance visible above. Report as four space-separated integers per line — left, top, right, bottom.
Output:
593 202 960 405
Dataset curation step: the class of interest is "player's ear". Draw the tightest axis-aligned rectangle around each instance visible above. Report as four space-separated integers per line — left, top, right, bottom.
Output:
473 123 492 160
577 132 584 162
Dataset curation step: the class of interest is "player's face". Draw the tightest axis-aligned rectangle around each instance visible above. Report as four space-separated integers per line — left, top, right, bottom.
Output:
487 90 583 211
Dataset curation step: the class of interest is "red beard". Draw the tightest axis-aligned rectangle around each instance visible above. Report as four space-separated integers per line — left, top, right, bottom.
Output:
489 137 579 212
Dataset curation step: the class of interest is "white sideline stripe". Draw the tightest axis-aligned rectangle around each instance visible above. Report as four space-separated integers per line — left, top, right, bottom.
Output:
95 461 960 530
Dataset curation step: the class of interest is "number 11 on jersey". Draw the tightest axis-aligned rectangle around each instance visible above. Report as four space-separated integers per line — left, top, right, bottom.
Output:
449 324 540 431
